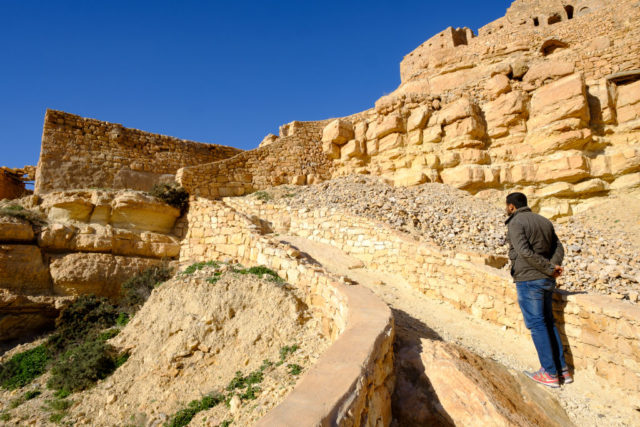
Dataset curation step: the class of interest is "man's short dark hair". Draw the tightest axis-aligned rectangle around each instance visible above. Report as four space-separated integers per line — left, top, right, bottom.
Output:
506 192 528 209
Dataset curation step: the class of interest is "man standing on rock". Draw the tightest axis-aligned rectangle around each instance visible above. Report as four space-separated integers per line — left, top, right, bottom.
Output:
505 192 573 388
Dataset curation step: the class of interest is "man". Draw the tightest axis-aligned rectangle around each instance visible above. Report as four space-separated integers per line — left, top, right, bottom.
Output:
505 192 573 388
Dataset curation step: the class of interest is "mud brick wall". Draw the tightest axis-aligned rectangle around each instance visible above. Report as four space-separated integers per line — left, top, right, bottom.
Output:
34 110 243 194
177 119 335 198
179 197 395 426
227 197 640 397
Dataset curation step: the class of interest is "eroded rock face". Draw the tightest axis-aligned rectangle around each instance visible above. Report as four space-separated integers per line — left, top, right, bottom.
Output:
393 338 572 426
0 245 50 294
49 253 164 299
42 190 181 234
0 217 34 242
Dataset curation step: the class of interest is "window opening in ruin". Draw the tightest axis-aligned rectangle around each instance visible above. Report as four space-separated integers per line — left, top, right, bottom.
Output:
548 13 562 25
533 17 540 26
540 39 569 56
565 5 574 19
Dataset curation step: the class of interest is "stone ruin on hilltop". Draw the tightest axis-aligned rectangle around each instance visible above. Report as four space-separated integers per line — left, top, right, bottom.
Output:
2 0 634 221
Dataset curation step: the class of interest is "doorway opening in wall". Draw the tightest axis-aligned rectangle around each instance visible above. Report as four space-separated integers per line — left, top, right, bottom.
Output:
548 13 562 25
533 17 540 26
564 5 574 19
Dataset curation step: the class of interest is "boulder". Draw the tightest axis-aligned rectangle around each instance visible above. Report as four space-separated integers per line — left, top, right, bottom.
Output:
321 119 354 146
49 253 165 299
42 191 95 222
587 80 616 125
322 141 341 159
423 125 443 144
407 106 431 131
0 245 51 294
437 97 477 126
378 133 405 153
616 79 640 127
523 60 574 84
393 339 572 426
376 113 405 139
111 193 180 234
0 217 34 242
610 172 640 190
528 74 589 131
341 140 364 160
483 91 528 138
440 165 498 189
485 74 511 97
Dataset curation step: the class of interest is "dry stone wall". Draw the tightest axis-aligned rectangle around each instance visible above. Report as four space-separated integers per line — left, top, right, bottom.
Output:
177 119 335 198
35 110 242 194
179 197 395 426
0 169 27 200
225 197 640 398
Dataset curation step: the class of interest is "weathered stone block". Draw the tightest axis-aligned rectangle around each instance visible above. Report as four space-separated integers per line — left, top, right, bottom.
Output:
376 113 405 139
322 119 355 146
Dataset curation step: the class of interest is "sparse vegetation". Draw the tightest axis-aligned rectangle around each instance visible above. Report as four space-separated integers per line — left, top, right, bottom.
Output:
150 183 189 214
164 393 225 427
0 203 46 226
182 260 220 275
0 345 50 390
165 344 300 427
287 364 302 375
0 412 10 422
9 389 42 408
253 191 272 202
231 265 284 283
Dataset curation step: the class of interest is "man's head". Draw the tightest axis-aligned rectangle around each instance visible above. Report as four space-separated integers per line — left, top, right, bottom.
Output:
506 192 527 215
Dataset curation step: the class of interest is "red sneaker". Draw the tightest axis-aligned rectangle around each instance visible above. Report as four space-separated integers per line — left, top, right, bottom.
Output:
562 367 573 384
525 368 560 388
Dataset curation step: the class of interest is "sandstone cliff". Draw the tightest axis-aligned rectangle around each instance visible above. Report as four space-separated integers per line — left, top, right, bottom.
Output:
0 190 182 342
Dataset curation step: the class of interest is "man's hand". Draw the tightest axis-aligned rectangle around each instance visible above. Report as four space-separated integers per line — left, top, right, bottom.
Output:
552 265 563 278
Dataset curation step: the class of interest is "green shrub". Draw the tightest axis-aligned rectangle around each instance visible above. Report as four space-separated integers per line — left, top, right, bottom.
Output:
276 344 299 366
0 345 50 389
232 265 283 283
165 393 224 427
116 312 130 326
0 412 10 422
219 421 232 427
54 389 70 399
182 260 219 275
253 191 271 202
150 183 189 214
8 389 42 409
46 296 118 354
121 266 173 312
0 204 47 226
287 364 302 375
47 340 120 392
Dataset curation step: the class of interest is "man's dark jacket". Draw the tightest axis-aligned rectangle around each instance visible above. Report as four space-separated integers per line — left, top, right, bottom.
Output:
505 206 564 282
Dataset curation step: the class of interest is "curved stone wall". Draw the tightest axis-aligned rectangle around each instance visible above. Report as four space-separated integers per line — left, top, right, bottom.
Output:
179 197 395 426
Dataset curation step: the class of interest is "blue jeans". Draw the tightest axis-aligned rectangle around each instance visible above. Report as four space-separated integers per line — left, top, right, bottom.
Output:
516 278 567 376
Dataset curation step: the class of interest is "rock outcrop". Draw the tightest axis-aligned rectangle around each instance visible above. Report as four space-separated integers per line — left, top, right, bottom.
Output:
0 190 182 341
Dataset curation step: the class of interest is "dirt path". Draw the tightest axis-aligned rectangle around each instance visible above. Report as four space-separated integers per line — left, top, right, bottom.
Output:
279 235 639 427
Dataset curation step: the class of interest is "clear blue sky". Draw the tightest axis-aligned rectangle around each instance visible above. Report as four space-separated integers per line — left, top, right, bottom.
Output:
0 0 510 168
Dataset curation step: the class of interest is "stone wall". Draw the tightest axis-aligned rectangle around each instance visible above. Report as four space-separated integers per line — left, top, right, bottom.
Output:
225 197 640 397
179 197 395 426
0 169 27 200
34 110 243 194
177 119 334 198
